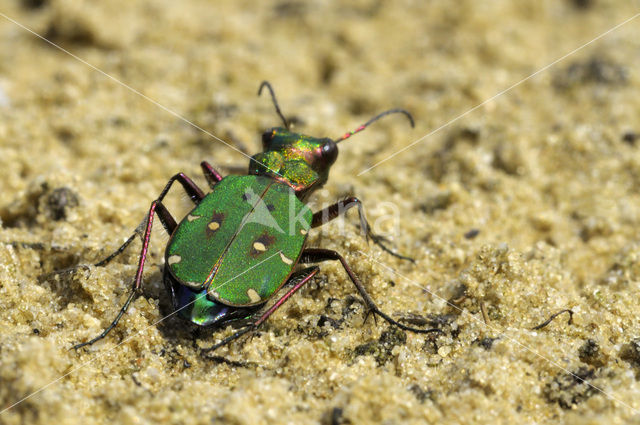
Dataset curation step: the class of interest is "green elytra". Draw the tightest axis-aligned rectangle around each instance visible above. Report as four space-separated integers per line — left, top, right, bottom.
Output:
72 81 441 352
166 175 311 307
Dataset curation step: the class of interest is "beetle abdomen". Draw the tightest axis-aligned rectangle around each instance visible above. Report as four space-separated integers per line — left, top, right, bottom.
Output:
165 175 312 307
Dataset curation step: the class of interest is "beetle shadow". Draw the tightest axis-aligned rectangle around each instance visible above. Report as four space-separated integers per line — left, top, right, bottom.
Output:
151 272 257 368
150 272 196 345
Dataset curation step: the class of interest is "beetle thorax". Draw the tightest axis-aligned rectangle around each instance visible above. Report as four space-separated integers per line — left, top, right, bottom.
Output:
248 127 338 199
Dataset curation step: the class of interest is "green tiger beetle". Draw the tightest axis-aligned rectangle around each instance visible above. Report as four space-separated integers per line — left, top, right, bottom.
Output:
73 81 441 353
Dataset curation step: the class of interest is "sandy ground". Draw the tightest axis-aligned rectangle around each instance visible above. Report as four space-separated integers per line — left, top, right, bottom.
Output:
1 0 640 424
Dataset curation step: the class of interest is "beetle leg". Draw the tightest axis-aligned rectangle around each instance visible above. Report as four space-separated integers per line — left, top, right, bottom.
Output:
299 248 441 335
311 197 414 262
159 172 206 204
73 200 175 349
200 161 224 189
155 201 177 234
93 172 204 268
94 233 137 267
75 171 200 346
201 266 320 354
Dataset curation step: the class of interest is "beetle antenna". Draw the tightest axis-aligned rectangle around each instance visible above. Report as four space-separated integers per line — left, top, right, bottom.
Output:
335 108 414 143
258 81 289 129
334 108 415 143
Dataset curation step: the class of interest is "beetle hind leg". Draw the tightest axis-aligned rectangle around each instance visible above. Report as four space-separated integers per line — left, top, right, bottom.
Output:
300 248 442 335
201 266 320 355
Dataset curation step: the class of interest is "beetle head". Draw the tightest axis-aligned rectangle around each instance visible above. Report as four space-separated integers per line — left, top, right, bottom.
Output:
250 81 414 199
248 128 338 199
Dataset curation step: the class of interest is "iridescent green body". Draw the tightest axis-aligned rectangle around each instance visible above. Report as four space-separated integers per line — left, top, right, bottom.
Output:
164 128 327 326
166 174 312 304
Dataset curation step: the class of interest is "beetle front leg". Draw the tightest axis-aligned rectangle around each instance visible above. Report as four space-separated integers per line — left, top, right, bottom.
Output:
201 266 320 355
299 248 441 335
200 161 224 189
93 172 204 267
73 200 176 349
311 197 414 262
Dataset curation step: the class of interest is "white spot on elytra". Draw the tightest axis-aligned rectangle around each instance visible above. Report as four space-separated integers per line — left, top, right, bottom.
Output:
208 221 220 231
279 252 293 265
187 214 201 221
167 255 181 265
300 228 308 235
253 242 267 252
247 288 261 303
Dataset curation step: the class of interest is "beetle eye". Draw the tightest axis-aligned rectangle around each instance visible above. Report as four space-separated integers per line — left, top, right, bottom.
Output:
262 129 275 149
321 140 338 165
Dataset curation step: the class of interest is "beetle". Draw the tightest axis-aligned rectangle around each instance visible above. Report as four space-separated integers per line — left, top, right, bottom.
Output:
73 81 440 353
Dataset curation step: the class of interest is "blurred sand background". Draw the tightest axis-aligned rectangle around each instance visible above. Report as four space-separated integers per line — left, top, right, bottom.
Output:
1 0 640 424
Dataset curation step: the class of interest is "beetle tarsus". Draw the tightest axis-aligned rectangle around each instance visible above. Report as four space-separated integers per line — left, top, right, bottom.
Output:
368 304 443 335
201 325 255 354
94 234 137 267
38 264 91 283
362 305 379 326
203 355 254 368
300 248 439 334
72 289 139 350
369 233 415 263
